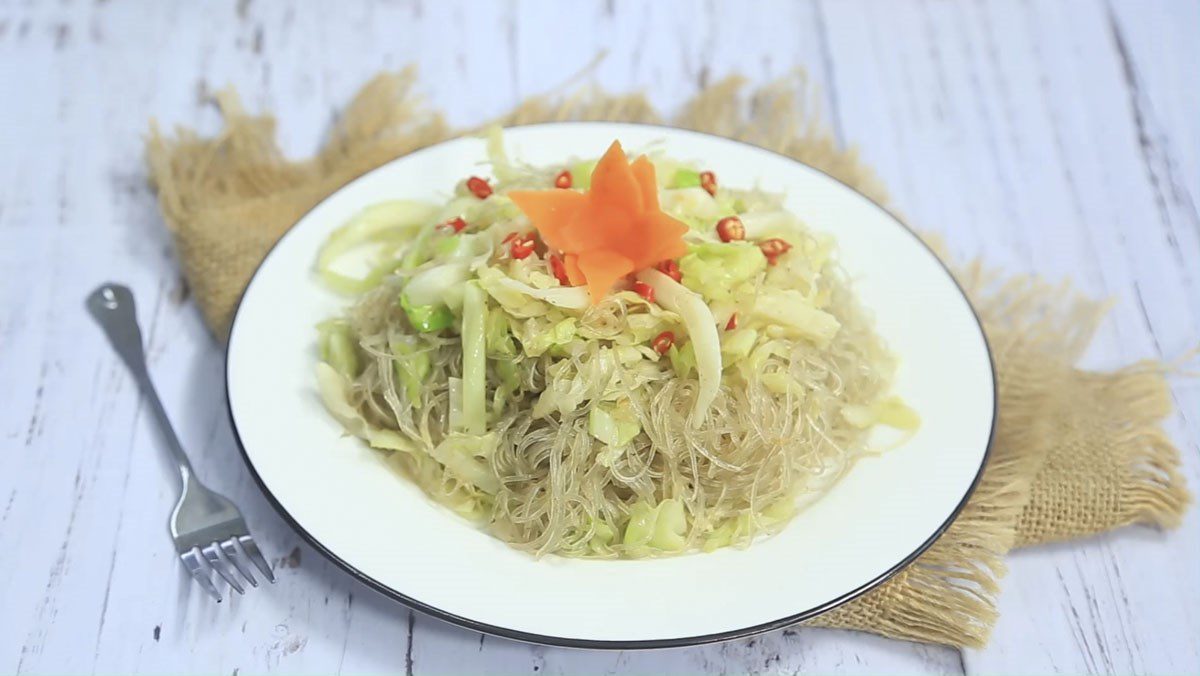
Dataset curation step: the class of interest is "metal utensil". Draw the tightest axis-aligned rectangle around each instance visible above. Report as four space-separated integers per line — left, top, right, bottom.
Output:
86 282 275 601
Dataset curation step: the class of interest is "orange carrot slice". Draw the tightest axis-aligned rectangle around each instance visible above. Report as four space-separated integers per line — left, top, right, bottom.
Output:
590 142 643 217
576 250 635 301
508 189 586 252
509 140 689 304
563 253 586 286
633 211 689 269
630 156 659 212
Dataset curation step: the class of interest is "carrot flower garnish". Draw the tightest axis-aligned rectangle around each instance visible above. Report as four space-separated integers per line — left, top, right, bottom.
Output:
508 141 689 303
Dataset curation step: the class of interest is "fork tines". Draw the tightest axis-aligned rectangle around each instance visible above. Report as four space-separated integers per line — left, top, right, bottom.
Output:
180 535 275 602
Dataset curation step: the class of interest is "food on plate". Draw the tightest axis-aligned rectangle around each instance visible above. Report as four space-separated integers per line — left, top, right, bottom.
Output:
313 129 918 558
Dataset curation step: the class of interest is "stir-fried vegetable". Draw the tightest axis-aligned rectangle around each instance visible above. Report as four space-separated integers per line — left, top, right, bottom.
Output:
315 363 412 452
313 130 916 559
318 320 360 379
588 403 641 448
636 268 721 425
678 241 765 301
316 201 439 294
460 282 488 435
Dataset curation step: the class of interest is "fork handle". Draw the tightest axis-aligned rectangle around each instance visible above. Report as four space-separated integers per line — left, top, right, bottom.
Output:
87 283 196 484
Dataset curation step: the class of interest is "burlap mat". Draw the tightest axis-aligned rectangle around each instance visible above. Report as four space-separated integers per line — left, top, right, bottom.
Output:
145 68 1191 647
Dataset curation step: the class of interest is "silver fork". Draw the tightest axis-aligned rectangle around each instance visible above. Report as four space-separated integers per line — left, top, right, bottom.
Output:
87 283 275 601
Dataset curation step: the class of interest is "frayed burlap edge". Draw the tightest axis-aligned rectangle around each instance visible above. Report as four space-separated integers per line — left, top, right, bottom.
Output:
145 67 1191 648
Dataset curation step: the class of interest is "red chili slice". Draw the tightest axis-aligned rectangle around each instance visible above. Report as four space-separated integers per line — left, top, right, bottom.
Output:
549 254 571 285
655 259 682 283
509 234 536 259
758 237 793 265
716 216 745 243
725 313 738 330
699 171 717 196
466 176 493 199
438 217 467 234
632 281 655 303
651 331 675 355
554 170 572 189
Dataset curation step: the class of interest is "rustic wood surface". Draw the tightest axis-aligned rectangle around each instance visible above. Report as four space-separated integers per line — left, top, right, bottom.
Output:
1 1 1196 673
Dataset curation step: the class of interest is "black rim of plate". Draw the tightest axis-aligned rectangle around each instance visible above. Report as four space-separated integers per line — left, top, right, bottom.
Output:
225 121 998 650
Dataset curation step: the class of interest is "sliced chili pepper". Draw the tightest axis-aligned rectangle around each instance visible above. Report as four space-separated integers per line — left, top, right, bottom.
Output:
655 259 682 283
651 331 675 355
725 313 738 330
699 170 717 196
509 234 536 259
632 281 655 303
466 176 492 199
758 237 793 265
548 254 571 285
437 217 467 234
716 216 745 243
554 170 572 189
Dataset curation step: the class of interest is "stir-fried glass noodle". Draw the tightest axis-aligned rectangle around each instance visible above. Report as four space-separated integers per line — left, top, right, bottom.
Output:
315 129 919 558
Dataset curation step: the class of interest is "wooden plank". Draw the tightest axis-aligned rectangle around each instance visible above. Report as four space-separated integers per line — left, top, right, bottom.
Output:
814 0 1199 673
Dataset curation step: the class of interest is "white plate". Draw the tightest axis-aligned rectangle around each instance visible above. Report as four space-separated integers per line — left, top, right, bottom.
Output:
227 122 995 648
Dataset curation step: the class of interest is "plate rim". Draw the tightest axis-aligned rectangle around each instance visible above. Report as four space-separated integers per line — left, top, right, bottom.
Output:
224 121 998 650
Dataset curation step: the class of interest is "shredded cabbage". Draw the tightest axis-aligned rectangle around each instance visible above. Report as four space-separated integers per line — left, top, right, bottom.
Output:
460 282 488 435
661 187 723 228
316 201 439 294
739 210 804 239
678 241 766 301
318 320 360 379
588 402 641 448
389 335 430 403
623 499 688 553
400 296 455 333
403 262 471 309
752 288 841 348
636 269 721 425
570 160 596 190
721 328 758 364
431 432 500 493
670 168 702 189
484 125 522 183
667 342 696 379
477 266 590 312
843 396 921 431
315 363 412 452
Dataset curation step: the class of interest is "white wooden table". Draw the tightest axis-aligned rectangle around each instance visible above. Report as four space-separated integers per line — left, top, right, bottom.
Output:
2 1 1197 673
